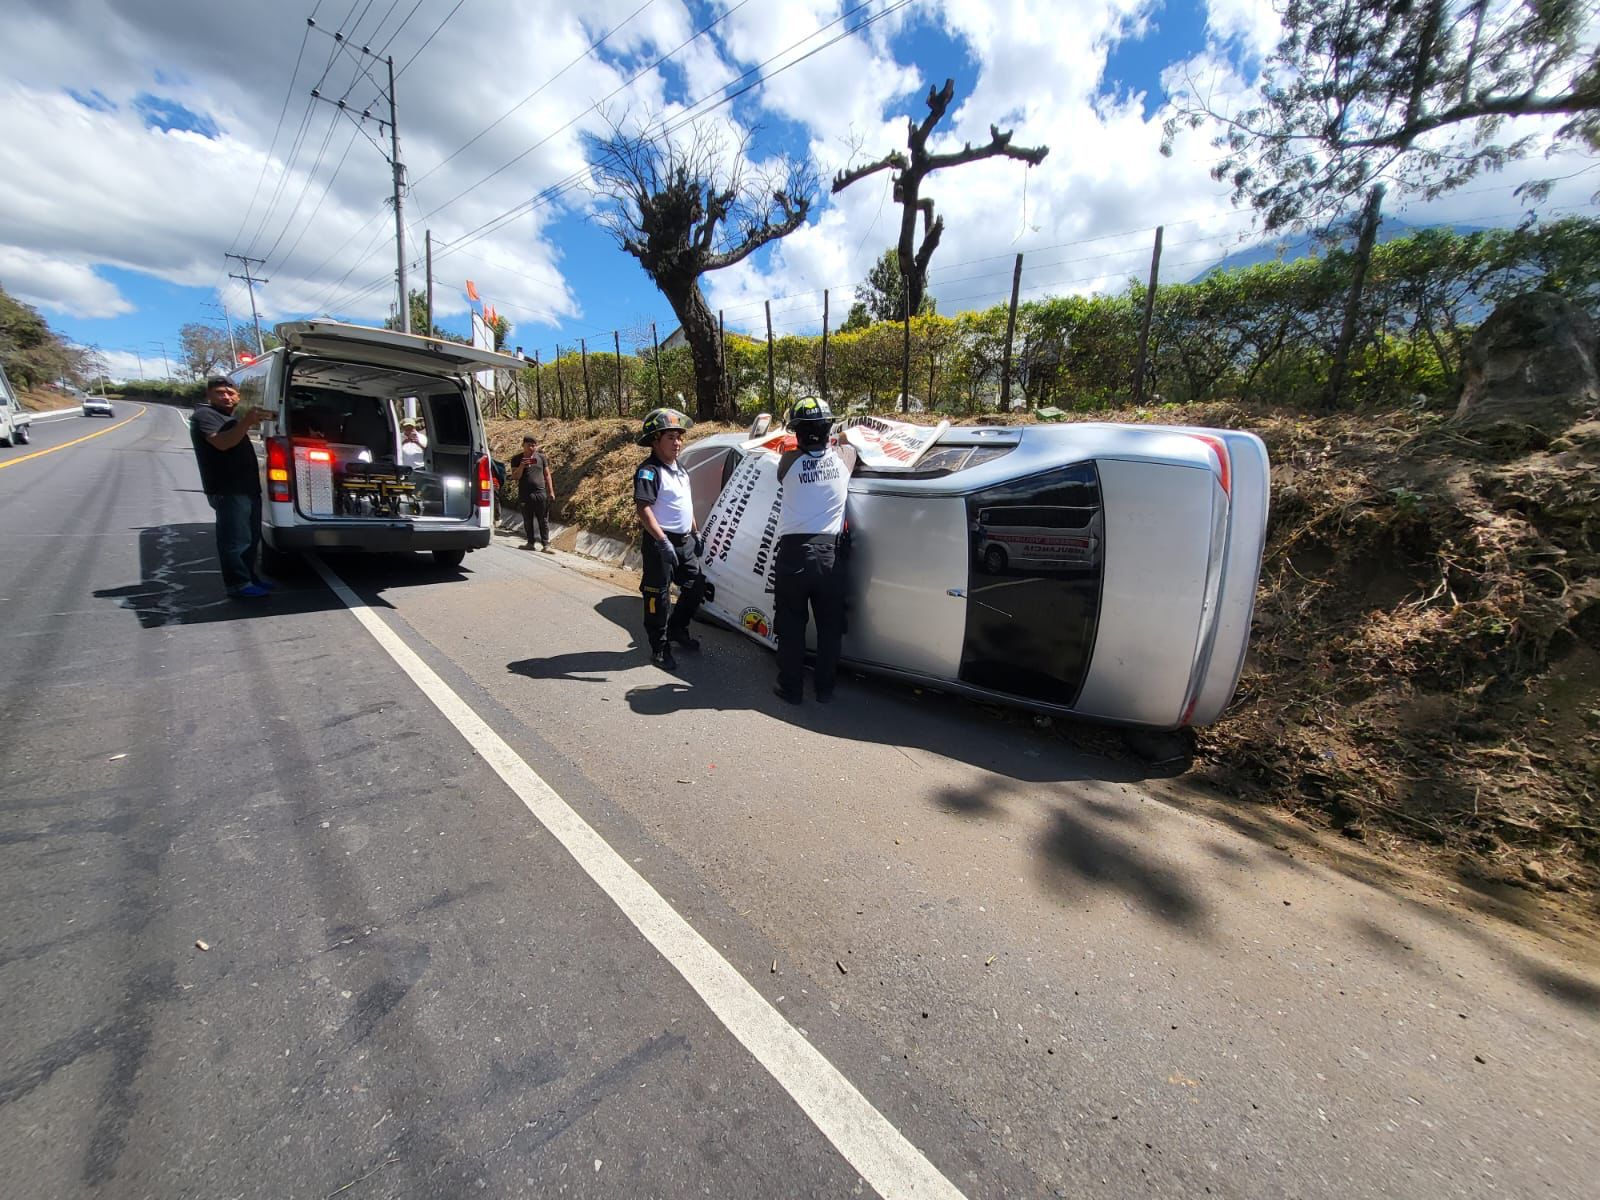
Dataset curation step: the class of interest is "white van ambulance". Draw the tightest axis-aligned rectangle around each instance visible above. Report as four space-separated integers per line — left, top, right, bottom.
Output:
230 321 523 567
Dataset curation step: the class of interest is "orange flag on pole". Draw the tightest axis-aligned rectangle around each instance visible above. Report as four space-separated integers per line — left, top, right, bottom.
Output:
465 280 480 302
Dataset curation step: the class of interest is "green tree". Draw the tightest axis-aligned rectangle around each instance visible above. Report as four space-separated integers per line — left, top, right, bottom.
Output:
383 290 466 342
0 283 81 389
854 248 937 322
179 321 234 377
1165 0 1600 403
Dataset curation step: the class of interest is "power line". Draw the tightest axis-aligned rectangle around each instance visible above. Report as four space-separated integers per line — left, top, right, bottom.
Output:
415 0 756 226
396 0 467 77
410 0 659 189
231 22 313 250
425 0 913 267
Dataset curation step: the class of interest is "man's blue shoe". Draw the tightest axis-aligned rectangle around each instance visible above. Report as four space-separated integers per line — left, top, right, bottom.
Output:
251 578 276 592
233 583 270 598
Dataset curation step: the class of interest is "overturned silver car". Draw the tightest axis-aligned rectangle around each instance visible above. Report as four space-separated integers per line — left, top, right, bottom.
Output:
679 418 1269 730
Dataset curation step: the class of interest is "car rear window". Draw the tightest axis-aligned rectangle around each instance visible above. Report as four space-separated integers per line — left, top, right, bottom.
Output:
959 461 1104 707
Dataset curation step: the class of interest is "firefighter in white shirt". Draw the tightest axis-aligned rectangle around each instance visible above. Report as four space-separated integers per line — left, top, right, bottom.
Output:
633 408 706 670
772 398 857 703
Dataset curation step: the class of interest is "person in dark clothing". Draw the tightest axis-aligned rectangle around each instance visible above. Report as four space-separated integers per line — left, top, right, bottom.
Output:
633 408 706 670
772 397 856 703
190 377 272 598
511 434 556 552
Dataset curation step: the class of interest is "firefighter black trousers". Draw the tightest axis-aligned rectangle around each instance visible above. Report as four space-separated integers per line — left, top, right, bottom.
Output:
639 529 705 651
774 534 846 698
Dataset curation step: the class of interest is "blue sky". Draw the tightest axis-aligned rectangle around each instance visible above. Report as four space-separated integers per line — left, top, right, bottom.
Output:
2 0 1587 380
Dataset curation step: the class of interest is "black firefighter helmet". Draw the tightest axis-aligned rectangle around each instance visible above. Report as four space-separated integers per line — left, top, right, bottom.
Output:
788 396 834 450
637 407 693 446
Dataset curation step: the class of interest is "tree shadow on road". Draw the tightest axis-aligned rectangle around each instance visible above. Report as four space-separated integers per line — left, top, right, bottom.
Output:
515 596 1218 934
91 523 475 628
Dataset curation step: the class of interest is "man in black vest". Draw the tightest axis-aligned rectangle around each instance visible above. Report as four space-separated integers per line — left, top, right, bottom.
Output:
633 408 706 670
190 378 272 598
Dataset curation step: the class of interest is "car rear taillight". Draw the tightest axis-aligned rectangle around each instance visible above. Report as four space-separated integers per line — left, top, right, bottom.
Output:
477 454 492 508
1190 434 1232 496
266 437 291 503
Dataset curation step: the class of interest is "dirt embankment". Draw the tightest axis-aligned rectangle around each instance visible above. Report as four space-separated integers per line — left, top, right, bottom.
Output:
487 405 1600 924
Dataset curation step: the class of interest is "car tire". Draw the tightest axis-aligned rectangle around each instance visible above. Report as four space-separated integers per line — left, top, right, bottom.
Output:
0 432 11 448
431 549 466 568
983 544 1007 574
12 425 27 445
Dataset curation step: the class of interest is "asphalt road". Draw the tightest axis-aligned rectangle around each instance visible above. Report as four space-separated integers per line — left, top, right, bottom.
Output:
2 405 1598 1199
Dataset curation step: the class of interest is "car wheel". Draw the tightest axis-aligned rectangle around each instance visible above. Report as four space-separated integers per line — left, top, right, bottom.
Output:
0 432 11 448
983 544 1007 574
12 425 27 445
431 549 466 568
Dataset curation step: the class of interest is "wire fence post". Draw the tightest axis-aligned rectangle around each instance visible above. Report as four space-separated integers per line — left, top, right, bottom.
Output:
820 288 829 403
555 343 567 419
1133 226 1163 406
533 351 543 418
765 301 775 413
718 310 727 419
651 322 663 406
901 305 911 413
580 337 593 418
1000 252 1023 412
613 330 624 417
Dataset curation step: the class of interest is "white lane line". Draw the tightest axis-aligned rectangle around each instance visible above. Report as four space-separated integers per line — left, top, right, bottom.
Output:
308 555 966 1200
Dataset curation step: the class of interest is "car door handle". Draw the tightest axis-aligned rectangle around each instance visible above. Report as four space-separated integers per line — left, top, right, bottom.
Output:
946 588 965 598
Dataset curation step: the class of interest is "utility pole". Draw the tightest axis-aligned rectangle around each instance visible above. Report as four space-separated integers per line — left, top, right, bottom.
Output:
1133 226 1163 406
1000 253 1023 411
204 299 239 370
388 54 407 332
424 230 434 335
308 19 407 332
225 252 268 353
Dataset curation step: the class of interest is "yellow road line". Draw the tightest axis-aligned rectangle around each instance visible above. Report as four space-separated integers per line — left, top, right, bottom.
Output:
0 405 147 470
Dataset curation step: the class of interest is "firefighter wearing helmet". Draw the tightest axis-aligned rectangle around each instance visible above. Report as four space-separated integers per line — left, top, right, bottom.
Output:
771 398 857 703
632 408 706 669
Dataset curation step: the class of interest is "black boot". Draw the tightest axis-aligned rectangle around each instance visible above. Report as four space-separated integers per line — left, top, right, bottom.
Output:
652 644 678 671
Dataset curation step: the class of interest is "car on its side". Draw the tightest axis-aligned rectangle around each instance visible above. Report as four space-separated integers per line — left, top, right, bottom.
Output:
680 420 1270 731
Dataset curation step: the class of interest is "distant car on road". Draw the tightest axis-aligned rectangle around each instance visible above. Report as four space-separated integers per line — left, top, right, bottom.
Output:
679 420 1270 730
81 392 114 417
0 360 33 446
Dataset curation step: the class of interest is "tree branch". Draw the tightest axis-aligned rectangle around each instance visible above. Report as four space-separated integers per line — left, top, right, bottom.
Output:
924 123 1050 172
831 152 906 194
703 194 811 271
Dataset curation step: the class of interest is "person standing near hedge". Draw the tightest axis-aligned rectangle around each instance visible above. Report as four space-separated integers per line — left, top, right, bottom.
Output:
511 434 555 552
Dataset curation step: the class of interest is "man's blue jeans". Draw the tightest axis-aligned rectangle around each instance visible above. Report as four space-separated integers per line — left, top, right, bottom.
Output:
207 492 262 593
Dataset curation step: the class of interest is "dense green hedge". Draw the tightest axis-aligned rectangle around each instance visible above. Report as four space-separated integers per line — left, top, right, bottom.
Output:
487 218 1600 419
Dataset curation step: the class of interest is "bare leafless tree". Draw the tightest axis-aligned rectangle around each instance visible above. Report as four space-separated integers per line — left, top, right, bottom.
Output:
833 79 1049 320
590 116 817 421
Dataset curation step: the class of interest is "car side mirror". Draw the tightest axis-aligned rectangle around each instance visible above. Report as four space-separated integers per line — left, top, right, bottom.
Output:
747 413 772 439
